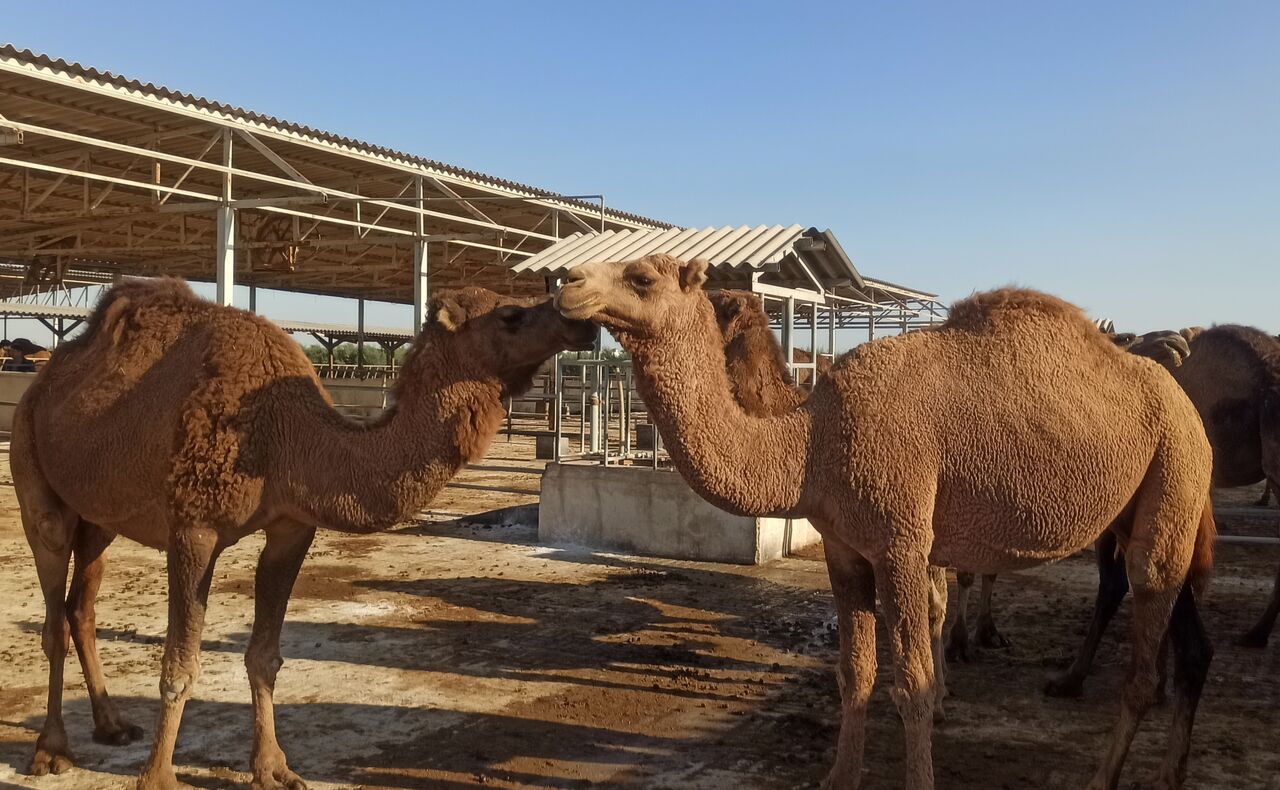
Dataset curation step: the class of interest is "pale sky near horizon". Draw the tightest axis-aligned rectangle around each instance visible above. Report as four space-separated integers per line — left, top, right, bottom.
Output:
4 1 1277 345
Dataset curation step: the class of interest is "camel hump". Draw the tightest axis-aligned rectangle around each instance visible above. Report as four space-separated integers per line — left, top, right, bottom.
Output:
1194 324 1280 392
944 287 1090 333
79 278 200 344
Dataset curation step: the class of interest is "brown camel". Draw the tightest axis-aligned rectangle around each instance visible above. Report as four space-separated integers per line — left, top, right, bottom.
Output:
1045 324 1280 699
13 278 595 790
560 255 1215 789
948 327 1194 663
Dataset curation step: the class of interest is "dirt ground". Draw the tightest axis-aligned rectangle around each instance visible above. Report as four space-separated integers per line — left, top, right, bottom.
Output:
1 430 1278 790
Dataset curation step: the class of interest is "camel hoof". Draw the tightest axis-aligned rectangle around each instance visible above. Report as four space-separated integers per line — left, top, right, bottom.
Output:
1042 671 1085 698
94 721 146 746
252 766 308 790
945 633 972 664
975 621 1011 649
1237 629 1270 649
29 747 74 776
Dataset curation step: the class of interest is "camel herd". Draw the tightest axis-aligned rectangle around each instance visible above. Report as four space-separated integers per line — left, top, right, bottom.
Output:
12 257 1280 789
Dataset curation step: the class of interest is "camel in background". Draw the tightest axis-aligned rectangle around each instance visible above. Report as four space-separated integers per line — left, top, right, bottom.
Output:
13 279 594 790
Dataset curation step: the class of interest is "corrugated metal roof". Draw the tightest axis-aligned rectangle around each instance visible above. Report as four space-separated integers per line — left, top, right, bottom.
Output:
0 303 91 320
0 45 668 230
512 225 865 291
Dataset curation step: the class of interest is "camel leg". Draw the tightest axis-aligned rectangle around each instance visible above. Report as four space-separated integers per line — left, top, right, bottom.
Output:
927 566 948 721
18 488 76 776
1253 480 1272 507
67 521 146 746
1085 582 1178 790
137 526 221 790
820 537 878 790
974 574 1010 649
876 548 936 790
944 571 974 663
246 522 315 790
1239 559 1280 648
1144 585 1212 789
1045 531 1127 698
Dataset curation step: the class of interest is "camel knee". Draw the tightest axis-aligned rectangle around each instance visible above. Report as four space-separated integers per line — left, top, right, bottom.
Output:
42 619 70 659
245 646 283 683
1122 668 1162 711
159 662 199 705
889 679 935 723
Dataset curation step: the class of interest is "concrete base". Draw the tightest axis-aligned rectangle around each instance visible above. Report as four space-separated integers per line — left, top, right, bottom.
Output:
535 432 571 460
538 461 821 564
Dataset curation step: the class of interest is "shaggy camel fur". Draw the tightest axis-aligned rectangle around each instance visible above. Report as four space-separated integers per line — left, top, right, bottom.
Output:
1046 324 1280 699
948 327 1194 663
14 279 594 790
560 255 1215 790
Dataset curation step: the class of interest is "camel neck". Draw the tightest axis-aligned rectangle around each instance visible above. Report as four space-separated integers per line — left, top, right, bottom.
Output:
284 339 505 532
623 303 812 518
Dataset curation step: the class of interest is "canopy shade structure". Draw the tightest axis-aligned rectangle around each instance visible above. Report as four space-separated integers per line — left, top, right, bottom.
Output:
512 224 945 324
0 46 670 325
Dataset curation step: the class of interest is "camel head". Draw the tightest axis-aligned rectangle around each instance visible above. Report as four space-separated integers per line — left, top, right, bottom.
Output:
556 254 710 339
708 289 767 342
426 287 597 395
1116 330 1192 370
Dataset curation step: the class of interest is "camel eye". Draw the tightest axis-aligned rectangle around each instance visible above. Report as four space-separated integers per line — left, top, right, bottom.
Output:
628 273 654 289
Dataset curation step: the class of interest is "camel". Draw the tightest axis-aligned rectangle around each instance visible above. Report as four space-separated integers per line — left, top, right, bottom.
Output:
1044 326 1280 697
947 327 1194 663
13 278 595 790
559 255 1215 789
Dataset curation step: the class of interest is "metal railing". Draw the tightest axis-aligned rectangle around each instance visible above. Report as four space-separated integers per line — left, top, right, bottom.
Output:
552 357 662 467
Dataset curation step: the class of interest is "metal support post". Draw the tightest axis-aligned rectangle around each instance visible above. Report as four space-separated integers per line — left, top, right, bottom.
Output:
412 176 429 334
357 298 366 375
215 204 235 306
248 284 257 314
783 297 795 382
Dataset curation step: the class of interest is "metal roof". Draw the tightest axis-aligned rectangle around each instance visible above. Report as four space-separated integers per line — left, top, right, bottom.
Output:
513 225 871 295
0 47 669 303
0 302 91 320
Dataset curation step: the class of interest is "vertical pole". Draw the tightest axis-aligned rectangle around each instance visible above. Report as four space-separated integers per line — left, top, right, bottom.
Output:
215 130 235 307
828 305 836 358
215 205 236 307
248 284 257 314
809 302 818 385
356 298 366 376
868 308 875 343
783 296 795 382
412 176 429 334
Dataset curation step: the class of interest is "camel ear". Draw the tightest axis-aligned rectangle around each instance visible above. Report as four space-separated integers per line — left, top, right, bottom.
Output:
431 297 466 332
679 259 709 293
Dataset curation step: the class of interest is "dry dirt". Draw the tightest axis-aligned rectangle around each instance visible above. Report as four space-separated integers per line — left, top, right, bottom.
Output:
1 431 1278 789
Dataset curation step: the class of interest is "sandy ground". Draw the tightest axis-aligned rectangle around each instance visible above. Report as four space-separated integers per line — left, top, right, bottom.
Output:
1 430 1278 790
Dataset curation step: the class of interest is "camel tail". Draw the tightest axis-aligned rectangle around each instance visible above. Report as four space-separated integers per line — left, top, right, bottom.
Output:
1189 497 1216 597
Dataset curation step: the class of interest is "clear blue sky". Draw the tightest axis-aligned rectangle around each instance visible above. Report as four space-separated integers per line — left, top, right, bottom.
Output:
5 1 1278 340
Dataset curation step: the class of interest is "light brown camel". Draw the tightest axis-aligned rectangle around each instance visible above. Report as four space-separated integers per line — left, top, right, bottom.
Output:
13 278 595 790
1045 324 1280 699
560 255 1215 790
948 327 1194 662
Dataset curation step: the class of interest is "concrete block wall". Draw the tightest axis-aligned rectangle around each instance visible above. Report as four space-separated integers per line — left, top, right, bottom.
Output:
539 461 821 565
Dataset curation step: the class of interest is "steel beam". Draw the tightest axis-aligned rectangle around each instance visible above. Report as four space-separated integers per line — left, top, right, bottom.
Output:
215 204 235 306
